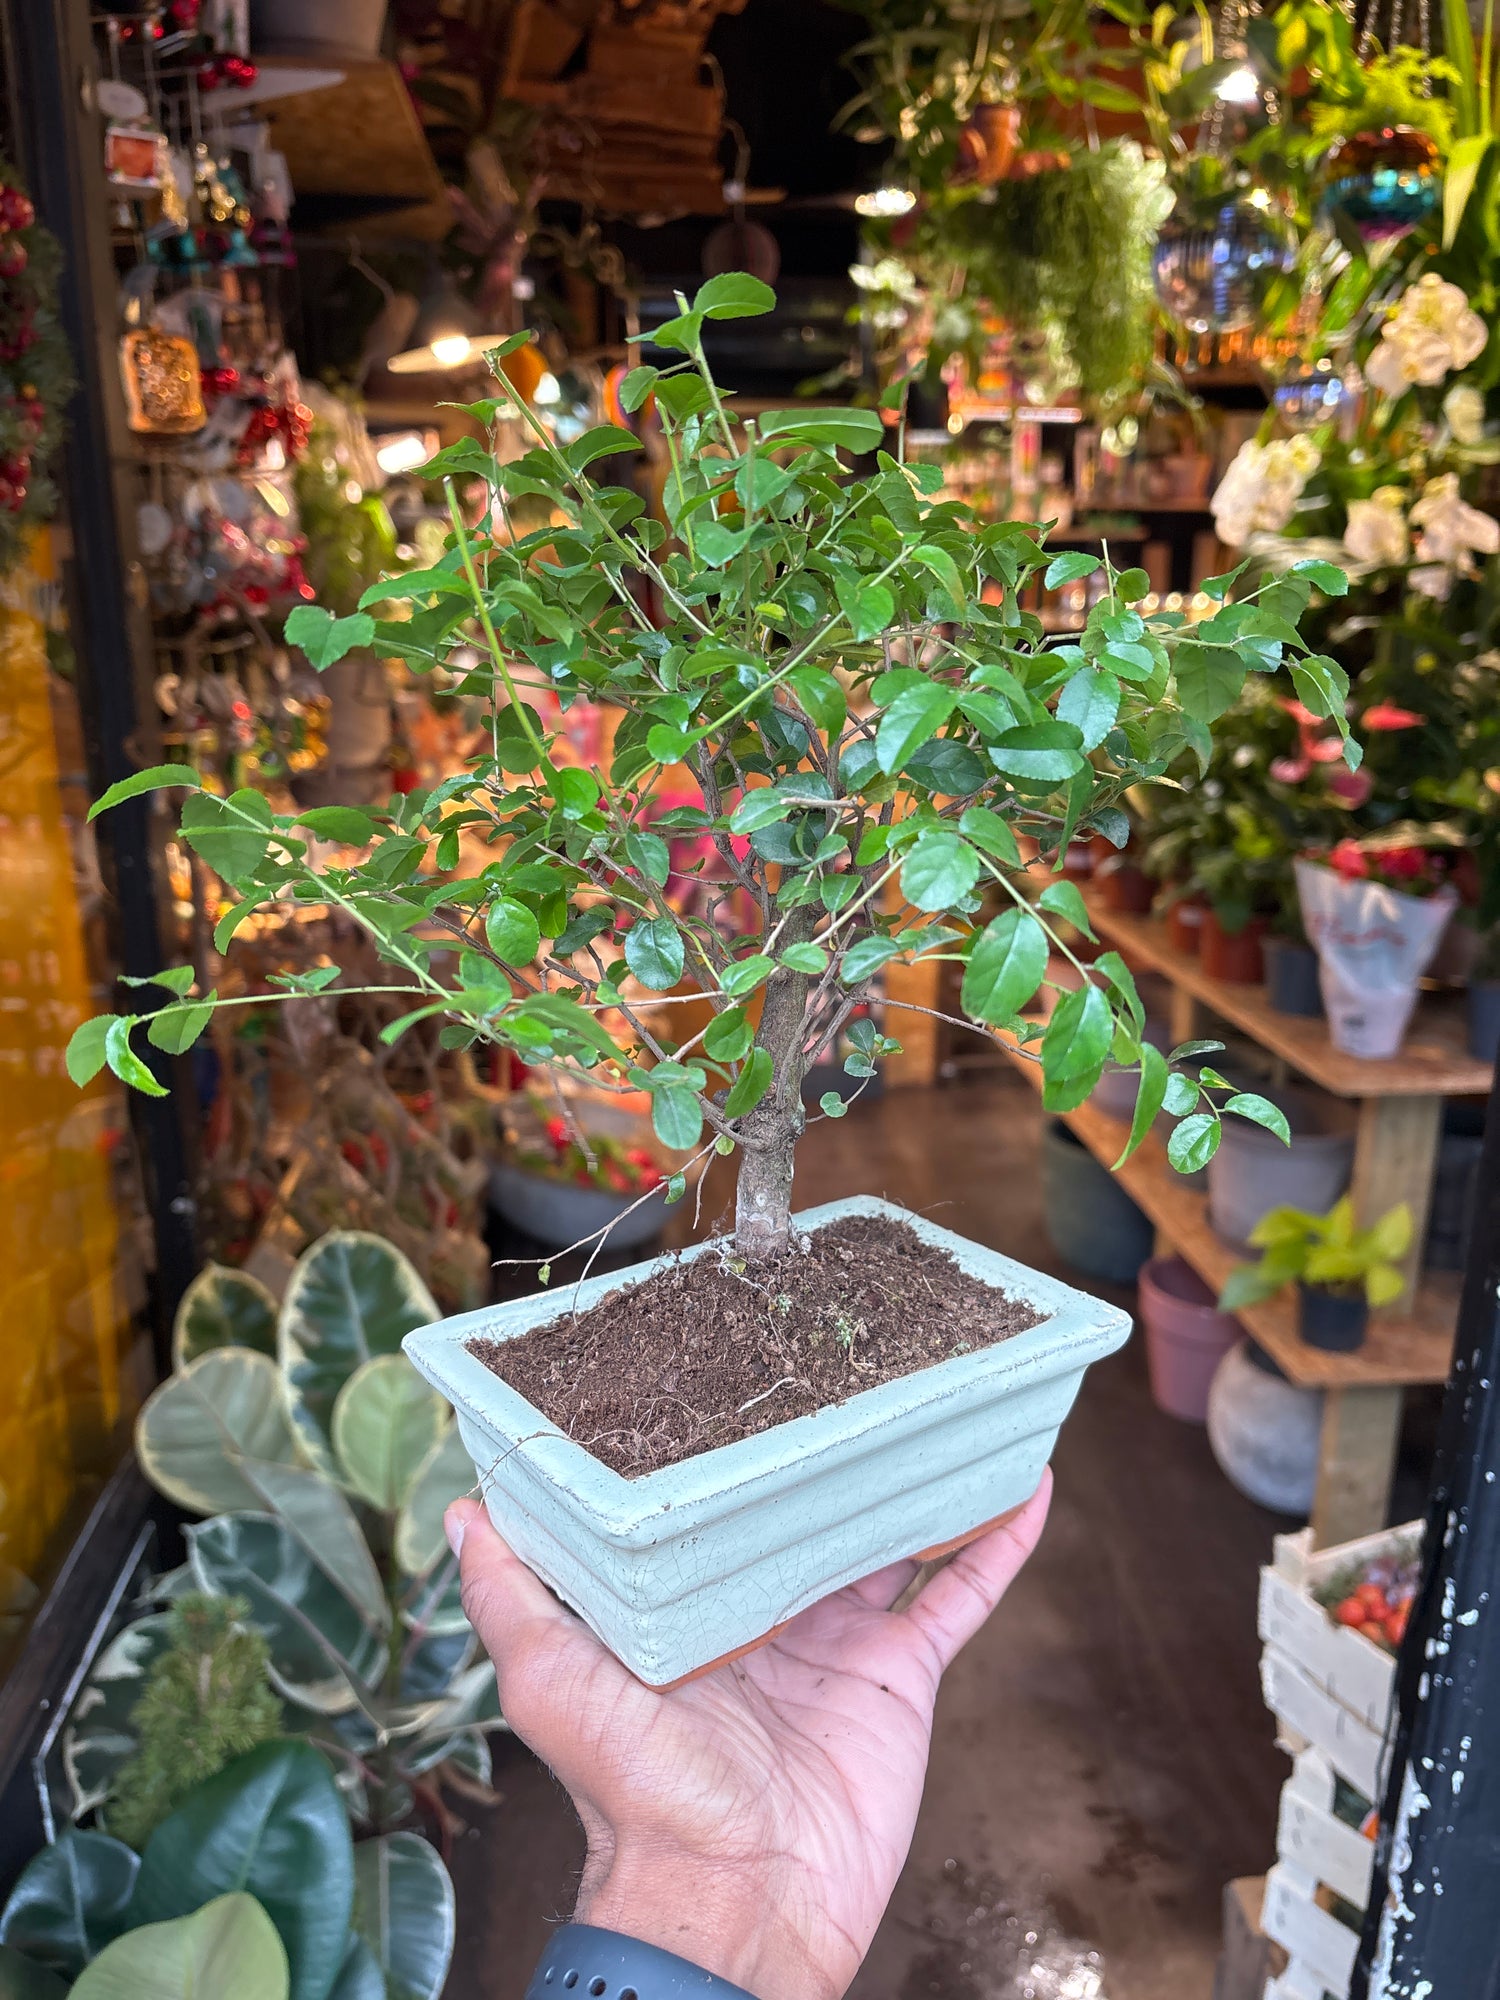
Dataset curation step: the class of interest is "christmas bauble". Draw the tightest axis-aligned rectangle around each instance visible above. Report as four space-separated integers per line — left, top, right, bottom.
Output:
1319 126 1439 241
0 186 36 232
0 239 27 278
1151 198 1293 335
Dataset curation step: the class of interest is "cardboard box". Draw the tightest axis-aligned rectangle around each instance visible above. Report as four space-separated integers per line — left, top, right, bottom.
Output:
1277 1752 1375 1911
1258 1524 1416 1734
1262 1647 1385 1801
1262 1863 1361 1996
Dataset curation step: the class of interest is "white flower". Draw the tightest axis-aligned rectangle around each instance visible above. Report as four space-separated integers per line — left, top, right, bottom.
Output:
1409 564 1454 599
1366 274 1489 396
1444 383 1487 445
1211 437 1322 547
1344 487 1410 566
1409 472 1500 570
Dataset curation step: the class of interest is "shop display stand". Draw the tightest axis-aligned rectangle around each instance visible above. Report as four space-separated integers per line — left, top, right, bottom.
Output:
1002 898 1489 1548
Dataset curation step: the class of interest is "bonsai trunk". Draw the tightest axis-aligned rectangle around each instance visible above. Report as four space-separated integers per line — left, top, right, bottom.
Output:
733 932 816 1262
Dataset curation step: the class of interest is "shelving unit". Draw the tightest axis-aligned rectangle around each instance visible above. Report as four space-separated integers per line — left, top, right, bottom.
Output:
1004 898 1488 1548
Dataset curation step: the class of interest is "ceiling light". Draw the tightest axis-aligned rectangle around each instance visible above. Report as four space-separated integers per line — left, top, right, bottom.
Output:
388 271 508 375
429 334 472 368
1216 65 1261 104
375 432 433 476
855 186 917 218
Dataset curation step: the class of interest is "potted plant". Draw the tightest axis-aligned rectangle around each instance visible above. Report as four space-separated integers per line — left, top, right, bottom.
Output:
72 274 1351 1685
490 1089 669 1252
1217 1197 1412 1352
1296 837 1458 1058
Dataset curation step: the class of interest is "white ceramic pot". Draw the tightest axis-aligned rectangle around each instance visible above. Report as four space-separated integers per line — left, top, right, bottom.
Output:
405 1195 1131 1686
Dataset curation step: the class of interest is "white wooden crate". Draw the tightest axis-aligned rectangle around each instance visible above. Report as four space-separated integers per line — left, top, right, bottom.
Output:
1262 1862 1360 1996
1265 1959 1337 2000
1258 1524 1417 1734
1276 1751 1375 1912
1262 1647 1386 1802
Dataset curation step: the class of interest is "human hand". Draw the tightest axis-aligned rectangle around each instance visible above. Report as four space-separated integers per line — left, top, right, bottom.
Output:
447 1470 1051 2000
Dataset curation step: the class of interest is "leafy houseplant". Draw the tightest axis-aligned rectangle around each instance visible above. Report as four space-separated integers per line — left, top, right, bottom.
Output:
70 273 1352 1680
1218 1196 1413 1352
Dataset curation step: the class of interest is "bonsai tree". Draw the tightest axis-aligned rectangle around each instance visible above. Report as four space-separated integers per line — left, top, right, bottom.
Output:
71 274 1357 1265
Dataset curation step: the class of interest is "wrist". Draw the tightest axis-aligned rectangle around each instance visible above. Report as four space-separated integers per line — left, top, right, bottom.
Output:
574 1846 838 2000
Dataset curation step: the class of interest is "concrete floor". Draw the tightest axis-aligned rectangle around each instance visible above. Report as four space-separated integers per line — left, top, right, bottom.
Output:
451 1072 1296 2000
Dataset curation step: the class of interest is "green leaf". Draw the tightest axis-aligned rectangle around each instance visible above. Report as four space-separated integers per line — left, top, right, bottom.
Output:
1287 557 1349 598
120 963 196 997
1037 881 1097 939
651 1085 703 1150
875 683 956 774
326 1936 385 2000
332 1356 450 1514
135 1349 300 1512
563 424 642 472
647 307 706 353
352 1835 454 2000
1290 655 1350 722
1056 667 1120 751
619 366 658 413
72 1895 288 2000
624 829 672 885
961 910 1048 1023
145 1000 215 1057
729 790 793 833
131 1742 354 2000
296 808 377 845
395 1427 476 1578
786 665 846 737
834 573 896 641
87 765 202 823
1113 1043 1168 1167
778 943 829 974
624 917 685 991
693 272 777 319
1040 985 1112 1111
0 1833 139 1980
1443 134 1491 248
958 807 1020 865
912 544 965 617
1217 1263 1283 1312
285 605 377 671
724 1047 774 1119
901 831 980 911
485 897 541 966
1174 642 1245 722
172 1264 278 1369
178 790 274 884
646 722 691 765
840 936 900 985
66 1015 114 1087
104 1017 166 1097
703 1007 754 1062
719 953 775 998
1162 1070 1199 1117
1043 552 1101 588
0 1946 69 1998
820 1091 849 1117
548 767 600 819
1223 1092 1291 1145
757 408 884 451
280 1233 438 1468
989 723 1085 782
1167 1113 1221 1174
187 1515 386 1713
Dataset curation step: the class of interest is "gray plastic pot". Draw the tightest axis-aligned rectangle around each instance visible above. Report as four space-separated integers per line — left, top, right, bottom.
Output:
1206 1339 1323 1515
1041 1121 1154 1283
489 1160 666 1252
1207 1096 1354 1249
1263 936 1323 1018
406 1195 1131 1686
250 0 387 55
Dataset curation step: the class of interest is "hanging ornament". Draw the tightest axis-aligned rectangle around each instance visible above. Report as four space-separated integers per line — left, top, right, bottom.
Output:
952 103 1022 186
1152 198 1294 335
120 326 208 434
1318 126 1440 241
1272 359 1349 430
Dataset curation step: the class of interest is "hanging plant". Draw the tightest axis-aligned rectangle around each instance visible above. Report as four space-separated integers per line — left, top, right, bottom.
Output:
0 154 74 580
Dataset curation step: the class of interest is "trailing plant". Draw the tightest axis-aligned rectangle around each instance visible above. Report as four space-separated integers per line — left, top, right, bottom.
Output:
0 1735 453 1999
59 1234 495 1850
1218 1197 1413 1311
105 1594 282 1852
70 275 1357 1252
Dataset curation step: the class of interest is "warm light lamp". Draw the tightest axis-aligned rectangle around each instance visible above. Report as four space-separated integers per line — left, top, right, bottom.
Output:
388 272 510 375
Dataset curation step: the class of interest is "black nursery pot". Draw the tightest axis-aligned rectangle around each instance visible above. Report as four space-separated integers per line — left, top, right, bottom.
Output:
1263 935 1324 1019
1297 1281 1369 1353
1467 980 1500 1065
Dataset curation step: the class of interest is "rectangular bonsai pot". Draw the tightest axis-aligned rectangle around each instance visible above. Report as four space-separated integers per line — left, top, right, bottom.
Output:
404 1196 1131 1686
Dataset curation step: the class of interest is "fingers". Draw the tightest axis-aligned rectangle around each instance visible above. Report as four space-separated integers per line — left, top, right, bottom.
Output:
445 1498 593 1691
841 1556 922 1612
900 1469 1053 1672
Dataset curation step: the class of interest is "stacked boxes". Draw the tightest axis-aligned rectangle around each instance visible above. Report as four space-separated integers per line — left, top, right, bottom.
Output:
1255 1523 1419 1998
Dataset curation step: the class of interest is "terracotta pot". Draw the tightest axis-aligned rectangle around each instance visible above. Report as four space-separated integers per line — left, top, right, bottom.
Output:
1100 859 1154 916
1139 1257 1241 1424
1200 910 1267 984
1165 896 1208 956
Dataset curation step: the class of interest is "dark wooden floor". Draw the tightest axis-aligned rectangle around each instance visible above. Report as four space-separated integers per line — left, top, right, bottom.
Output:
450 1072 1295 2000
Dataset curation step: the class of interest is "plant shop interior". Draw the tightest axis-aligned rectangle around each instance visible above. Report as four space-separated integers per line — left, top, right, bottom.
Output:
3 1 1500 1998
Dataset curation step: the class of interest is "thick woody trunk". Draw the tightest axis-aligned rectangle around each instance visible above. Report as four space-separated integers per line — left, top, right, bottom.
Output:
732 914 817 1261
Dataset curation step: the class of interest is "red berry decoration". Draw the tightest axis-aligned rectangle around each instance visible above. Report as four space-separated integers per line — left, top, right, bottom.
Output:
0 186 35 231
223 56 259 88
169 0 202 27
0 240 27 279
197 59 224 91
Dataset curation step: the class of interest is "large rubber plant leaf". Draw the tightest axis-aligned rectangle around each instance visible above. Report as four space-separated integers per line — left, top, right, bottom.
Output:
131 1743 353 2000
352 1835 454 2000
394 1428 477 1580
187 1516 387 1715
61 1614 176 1819
172 1265 278 1369
331 1357 449 1514
0 1948 69 1999
0 1832 139 1980
280 1234 437 1469
326 1935 385 2000
72 1894 288 2000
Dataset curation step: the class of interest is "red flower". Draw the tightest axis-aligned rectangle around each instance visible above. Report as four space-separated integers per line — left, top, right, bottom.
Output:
1362 704 1425 731
545 1116 571 1151
1329 840 1370 879
1281 698 1321 727
1327 767 1373 808
1308 735 1347 763
1380 846 1429 880
1270 755 1311 783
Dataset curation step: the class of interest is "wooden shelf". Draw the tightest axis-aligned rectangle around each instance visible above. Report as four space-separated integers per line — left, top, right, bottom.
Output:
1088 903 1491 1101
1000 1031 1458 1391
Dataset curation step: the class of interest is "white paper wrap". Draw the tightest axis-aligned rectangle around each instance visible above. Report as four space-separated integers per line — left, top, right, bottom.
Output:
1294 860 1457 1060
